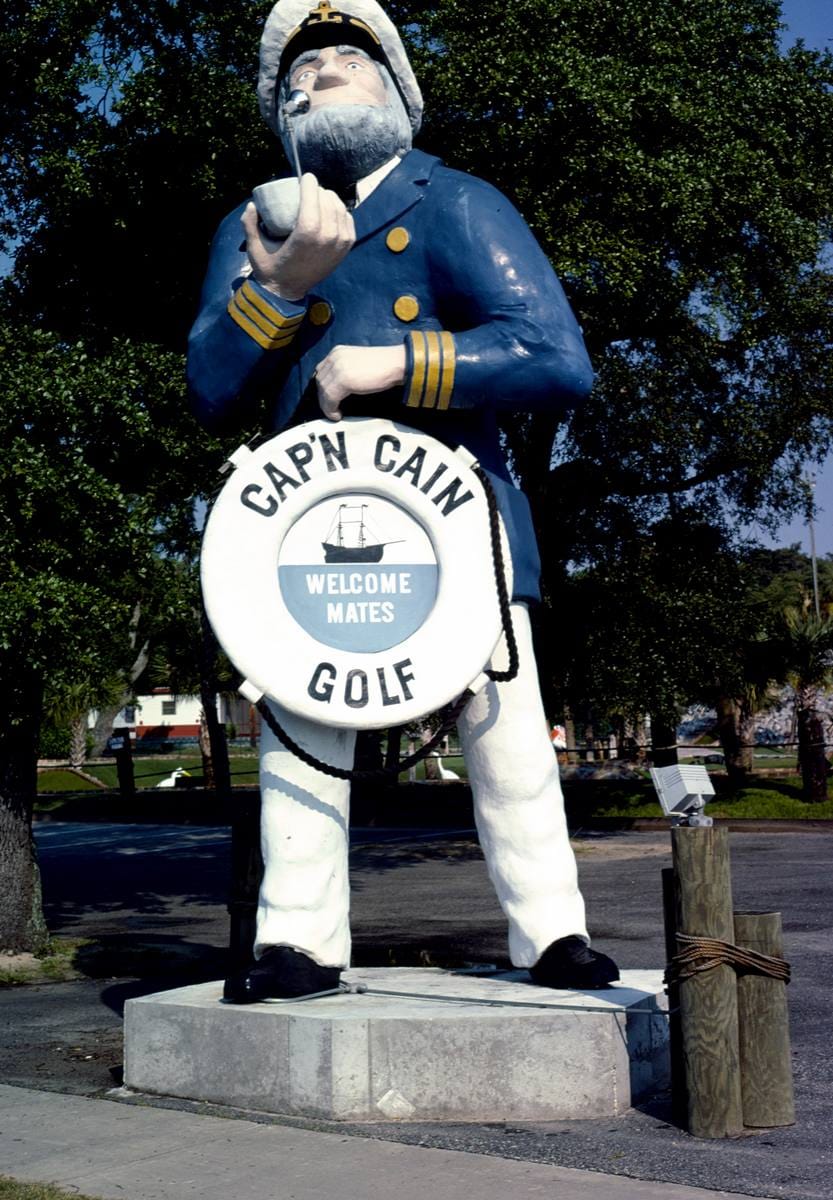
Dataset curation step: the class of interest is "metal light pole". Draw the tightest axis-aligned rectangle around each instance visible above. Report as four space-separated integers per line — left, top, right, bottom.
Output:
804 472 821 619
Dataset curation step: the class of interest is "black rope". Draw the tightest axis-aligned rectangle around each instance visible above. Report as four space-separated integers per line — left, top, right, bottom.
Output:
254 461 519 781
257 689 474 781
473 465 519 684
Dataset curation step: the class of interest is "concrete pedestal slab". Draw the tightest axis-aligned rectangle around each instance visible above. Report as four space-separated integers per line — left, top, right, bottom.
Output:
123 967 669 1122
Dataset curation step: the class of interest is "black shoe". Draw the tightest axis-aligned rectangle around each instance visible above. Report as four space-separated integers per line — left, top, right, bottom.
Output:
223 946 341 1004
529 936 620 990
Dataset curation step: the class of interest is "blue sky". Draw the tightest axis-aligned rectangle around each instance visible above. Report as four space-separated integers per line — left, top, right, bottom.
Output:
779 0 830 51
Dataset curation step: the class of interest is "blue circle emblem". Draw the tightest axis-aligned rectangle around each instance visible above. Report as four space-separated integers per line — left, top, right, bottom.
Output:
278 494 438 652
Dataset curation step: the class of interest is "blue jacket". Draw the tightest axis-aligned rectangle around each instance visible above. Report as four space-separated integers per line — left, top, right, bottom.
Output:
188 149 593 602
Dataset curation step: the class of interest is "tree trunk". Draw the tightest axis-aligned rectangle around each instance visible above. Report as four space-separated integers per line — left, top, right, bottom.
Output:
0 677 49 953
69 713 87 769
715 695 752 786
622 716 646 764
583 721 595 761
612 714 626 760
796 688 828 803
635 714 649 762
355 731 383 772
199 608 231 800
384 726 403 777
564 711 577 766
651 712 679 767
90 700 127 757
739 709 757 774
421 725 440 779
199 714 215 791
89 624 149 756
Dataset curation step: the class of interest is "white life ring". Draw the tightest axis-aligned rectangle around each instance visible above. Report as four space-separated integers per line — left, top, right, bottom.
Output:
200 417 512 730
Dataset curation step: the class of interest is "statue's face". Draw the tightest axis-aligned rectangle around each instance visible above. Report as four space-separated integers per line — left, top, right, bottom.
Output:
289 45 386 111
278 42 410 188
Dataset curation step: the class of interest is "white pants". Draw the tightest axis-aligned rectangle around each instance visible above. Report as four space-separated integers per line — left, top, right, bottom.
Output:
255 605 588 968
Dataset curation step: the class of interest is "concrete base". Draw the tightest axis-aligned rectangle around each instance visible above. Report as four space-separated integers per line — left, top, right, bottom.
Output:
123 968 669 1123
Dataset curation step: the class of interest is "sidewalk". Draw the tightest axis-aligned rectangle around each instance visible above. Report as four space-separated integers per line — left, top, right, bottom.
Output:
0 1084 759 1200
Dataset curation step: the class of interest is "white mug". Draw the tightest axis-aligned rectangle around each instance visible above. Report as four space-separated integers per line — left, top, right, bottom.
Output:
252 178 300 239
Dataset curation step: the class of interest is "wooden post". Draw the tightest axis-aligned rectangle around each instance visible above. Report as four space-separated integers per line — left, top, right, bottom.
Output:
734 911 795 1128
661 867 687 1127
671 825 743 1138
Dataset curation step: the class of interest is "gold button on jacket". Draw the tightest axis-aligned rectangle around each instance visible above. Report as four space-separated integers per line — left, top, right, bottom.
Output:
309 300 332 326
393 294 419 322
386 226 410 253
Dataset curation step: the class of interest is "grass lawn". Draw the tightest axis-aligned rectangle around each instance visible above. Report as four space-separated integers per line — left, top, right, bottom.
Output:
0 938 90 987
563 774 833 820
86 756 204 788
0 1179 104 1200
36 770 101 792
35 751 832 819
38 755 261 791
0 932 227 988
751 748 800 766
38 752 467 791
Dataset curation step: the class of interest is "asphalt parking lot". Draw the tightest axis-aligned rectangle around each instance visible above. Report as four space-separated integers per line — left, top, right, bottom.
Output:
1 822 830 1199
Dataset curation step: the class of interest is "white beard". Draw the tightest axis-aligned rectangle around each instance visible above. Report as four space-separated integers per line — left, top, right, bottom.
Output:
285 102 408 190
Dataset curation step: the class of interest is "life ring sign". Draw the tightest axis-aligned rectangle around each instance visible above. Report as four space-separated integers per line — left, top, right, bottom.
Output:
201 418 511 730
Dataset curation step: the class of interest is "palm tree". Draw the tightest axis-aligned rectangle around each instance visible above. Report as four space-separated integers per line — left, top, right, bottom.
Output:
43 676 125 771
715 681 777 786
778 603 833 802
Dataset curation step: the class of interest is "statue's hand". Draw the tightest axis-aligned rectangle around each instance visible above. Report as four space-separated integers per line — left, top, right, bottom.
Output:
315 345 406 421
242 174 354 302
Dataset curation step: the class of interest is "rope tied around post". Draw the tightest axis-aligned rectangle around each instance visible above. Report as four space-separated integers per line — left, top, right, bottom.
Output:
665 932 791 987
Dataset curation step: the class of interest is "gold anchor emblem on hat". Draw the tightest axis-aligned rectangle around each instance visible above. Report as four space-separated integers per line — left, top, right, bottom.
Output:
302 0 380 42
307 1 343 23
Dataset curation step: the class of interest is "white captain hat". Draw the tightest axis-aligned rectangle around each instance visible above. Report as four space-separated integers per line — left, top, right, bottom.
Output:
258 0 423 136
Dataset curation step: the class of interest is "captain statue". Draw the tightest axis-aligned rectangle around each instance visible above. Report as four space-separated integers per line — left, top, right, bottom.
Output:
188 0 620 1002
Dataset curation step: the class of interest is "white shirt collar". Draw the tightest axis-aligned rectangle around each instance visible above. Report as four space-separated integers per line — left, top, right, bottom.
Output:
355 155 401 206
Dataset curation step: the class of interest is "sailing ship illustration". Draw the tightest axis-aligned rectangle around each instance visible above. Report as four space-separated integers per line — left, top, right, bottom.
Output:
322 503 403 564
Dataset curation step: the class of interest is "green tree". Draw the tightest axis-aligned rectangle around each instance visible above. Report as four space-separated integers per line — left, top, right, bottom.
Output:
2 0 833 939
2 0 274 349
708 547 833 783
408 0 833 769
549 510 748 765
0 323 219 950
42 675 124 769
774 603 833 802
408 0 833 529
4 1 832 552
138 557 235 793
5 2 833 485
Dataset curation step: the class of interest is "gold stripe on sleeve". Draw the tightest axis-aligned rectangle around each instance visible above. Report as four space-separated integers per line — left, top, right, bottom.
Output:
227 301 282 350
406 332 428 407
227 283 300 350
240 280 304 330
421 331 442 409
436 332 456 410
233 288 296 341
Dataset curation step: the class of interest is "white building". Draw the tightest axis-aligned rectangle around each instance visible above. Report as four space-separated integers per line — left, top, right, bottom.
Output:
114 690 260 745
